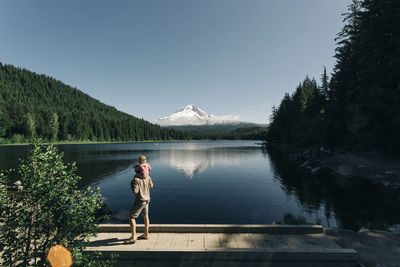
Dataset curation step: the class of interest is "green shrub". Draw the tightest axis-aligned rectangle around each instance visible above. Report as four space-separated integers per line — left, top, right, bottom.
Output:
0 141 113 266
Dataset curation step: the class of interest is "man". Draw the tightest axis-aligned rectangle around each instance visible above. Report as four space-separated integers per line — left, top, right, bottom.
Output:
124 156 154 244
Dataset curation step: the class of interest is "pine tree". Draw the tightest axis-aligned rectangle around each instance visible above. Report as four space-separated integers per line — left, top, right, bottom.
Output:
321 67 329 99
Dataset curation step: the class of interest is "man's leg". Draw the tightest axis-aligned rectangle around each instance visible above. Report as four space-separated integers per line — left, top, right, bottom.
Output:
143 215 149 238
124 216 137 243
139 202 150 239
129 217 137 240
127 200 144 242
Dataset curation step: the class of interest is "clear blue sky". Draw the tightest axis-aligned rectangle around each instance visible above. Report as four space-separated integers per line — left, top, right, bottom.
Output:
0 0 350 124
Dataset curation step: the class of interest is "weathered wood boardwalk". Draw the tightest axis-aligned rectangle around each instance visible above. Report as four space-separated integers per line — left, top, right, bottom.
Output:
85 224 359 266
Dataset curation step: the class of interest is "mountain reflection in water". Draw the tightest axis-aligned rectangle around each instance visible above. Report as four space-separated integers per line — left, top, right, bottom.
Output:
159 148 241 179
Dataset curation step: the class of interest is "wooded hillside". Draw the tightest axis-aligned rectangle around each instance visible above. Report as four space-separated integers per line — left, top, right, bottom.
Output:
0 63 188 143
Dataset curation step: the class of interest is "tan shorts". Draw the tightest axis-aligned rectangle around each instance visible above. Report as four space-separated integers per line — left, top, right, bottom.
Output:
130 200 149 219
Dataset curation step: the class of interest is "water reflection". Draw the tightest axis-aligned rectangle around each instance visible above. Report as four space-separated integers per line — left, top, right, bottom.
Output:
58 150 139 186
159 148 241 178
267 147 400 230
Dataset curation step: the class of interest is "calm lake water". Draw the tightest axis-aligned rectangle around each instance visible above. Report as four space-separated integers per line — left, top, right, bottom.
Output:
1 140 399 230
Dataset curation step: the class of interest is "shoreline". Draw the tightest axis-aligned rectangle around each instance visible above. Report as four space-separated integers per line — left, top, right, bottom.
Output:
0 139 261 147
0 139 194 147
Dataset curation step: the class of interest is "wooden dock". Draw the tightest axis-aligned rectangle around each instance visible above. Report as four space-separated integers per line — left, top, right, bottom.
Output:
85 224 359 266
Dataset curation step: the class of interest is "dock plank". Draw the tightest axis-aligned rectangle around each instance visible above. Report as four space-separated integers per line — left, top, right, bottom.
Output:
302 233 341 249
132 233 160 249
163 233 189 249
234 233 256 248
154 233 176 249
283 234 310 249
99 224 323 234
187 233 204 249
204 233 221 248
220 233 239 248
249 233 273 248
264 234 290 248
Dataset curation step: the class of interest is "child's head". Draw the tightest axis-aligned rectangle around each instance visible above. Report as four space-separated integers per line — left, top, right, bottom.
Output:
139 155 147 164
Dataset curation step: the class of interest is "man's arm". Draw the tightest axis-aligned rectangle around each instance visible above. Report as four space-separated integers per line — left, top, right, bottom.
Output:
131 178 139 194
149 177 154 189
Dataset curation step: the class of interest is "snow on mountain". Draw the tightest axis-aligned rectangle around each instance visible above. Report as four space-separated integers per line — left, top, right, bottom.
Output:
155 105 240 126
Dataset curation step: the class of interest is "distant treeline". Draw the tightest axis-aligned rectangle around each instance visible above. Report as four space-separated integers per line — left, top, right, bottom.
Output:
266 0 400 154
168 125 267 140
0 63 189 143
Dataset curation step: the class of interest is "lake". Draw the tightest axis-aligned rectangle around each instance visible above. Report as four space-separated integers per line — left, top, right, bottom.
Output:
1 140 399 230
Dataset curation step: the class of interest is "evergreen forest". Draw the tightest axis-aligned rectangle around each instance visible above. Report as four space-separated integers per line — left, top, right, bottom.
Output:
168 124 267 140
266 0 400 155
0 63 189 143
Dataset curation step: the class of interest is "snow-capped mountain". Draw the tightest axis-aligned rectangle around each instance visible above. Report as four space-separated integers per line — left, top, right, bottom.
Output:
155 105 239 126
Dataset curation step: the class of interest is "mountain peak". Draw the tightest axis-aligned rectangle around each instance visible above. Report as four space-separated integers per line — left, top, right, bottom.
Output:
155 105 238 126
183 104 195 110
